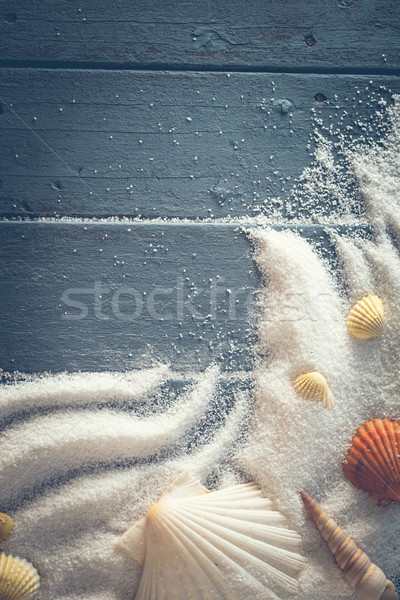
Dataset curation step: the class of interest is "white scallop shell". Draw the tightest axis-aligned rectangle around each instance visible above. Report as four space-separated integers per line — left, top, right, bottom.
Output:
118 472 306 599
346 295 384 340
292 371 335 410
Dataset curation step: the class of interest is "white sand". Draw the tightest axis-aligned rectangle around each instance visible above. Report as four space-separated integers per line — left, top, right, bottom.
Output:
240 95 400 599
240 228 400 599
0 94 399 599
0 366 170 419
0 368 251 599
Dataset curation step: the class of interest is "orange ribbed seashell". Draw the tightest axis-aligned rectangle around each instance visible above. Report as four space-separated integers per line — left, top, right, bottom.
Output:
343 418 400 505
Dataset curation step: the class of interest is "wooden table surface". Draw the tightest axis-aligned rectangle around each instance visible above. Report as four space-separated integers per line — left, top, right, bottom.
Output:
1 0 399 375
0 0 399 592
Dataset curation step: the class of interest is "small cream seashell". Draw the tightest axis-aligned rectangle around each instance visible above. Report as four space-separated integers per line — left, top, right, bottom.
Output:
0 514 14 544
0 552 40 600
300 491 397 600
291 371 335 410
346 295 384 340
118 471 306 599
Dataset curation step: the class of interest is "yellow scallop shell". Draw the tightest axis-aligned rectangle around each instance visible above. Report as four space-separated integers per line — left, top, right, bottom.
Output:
0 553 40 600
292 371 335 410
346 294 384 340
0 514 14 544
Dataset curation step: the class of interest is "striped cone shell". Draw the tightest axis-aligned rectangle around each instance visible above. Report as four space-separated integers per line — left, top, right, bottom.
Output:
291 371 335 410
300 492 397 600
343 418 400 505
346 295 384 340
0 553 40 600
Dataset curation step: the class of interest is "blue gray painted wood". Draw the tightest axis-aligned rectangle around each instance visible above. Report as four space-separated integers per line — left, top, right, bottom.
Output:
0 70 398 219
0 0 399 592
0 222 256 372
0 221 357 374
0 0 399 72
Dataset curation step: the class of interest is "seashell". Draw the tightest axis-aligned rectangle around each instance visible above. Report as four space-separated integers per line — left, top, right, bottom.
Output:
300 491 397 600
346 295 384 340
0 514 14 544
343 418 400 505
118 471 306 599
291 371 335 410
0 552 40 600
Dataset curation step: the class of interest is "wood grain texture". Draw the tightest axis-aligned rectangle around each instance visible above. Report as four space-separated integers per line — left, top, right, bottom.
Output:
0 221 352 374
0 0 399 72
0 69 398 219
0 0 399 591
0 222 257 373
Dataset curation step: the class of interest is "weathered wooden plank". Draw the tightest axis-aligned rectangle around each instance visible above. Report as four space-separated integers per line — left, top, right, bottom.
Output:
0 0 399 72
0 221 353 374
0 222 257 373
0 69 398 218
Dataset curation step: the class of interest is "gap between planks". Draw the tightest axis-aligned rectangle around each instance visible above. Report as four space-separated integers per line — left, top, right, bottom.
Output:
0 219 372 234
0 61 399 77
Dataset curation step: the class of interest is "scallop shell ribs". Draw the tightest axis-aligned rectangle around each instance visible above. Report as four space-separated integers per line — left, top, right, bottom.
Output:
0 553 40 600
118 472 306 599
300 491 397 600
343 418 400 504
346 295 384 340
291 371 335 410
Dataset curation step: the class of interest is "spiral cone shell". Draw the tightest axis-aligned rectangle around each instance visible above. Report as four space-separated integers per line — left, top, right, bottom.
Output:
118 472 306 599
0 514 13 544
291 371 335 410
0 553 40 600
300 491 397 600
343 418 400 505
346 295 384 340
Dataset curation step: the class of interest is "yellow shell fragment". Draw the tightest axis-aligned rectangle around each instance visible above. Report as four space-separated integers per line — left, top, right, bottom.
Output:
0 514 14 544
292 371 335 410
346 295 384 340
0 553 40 600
